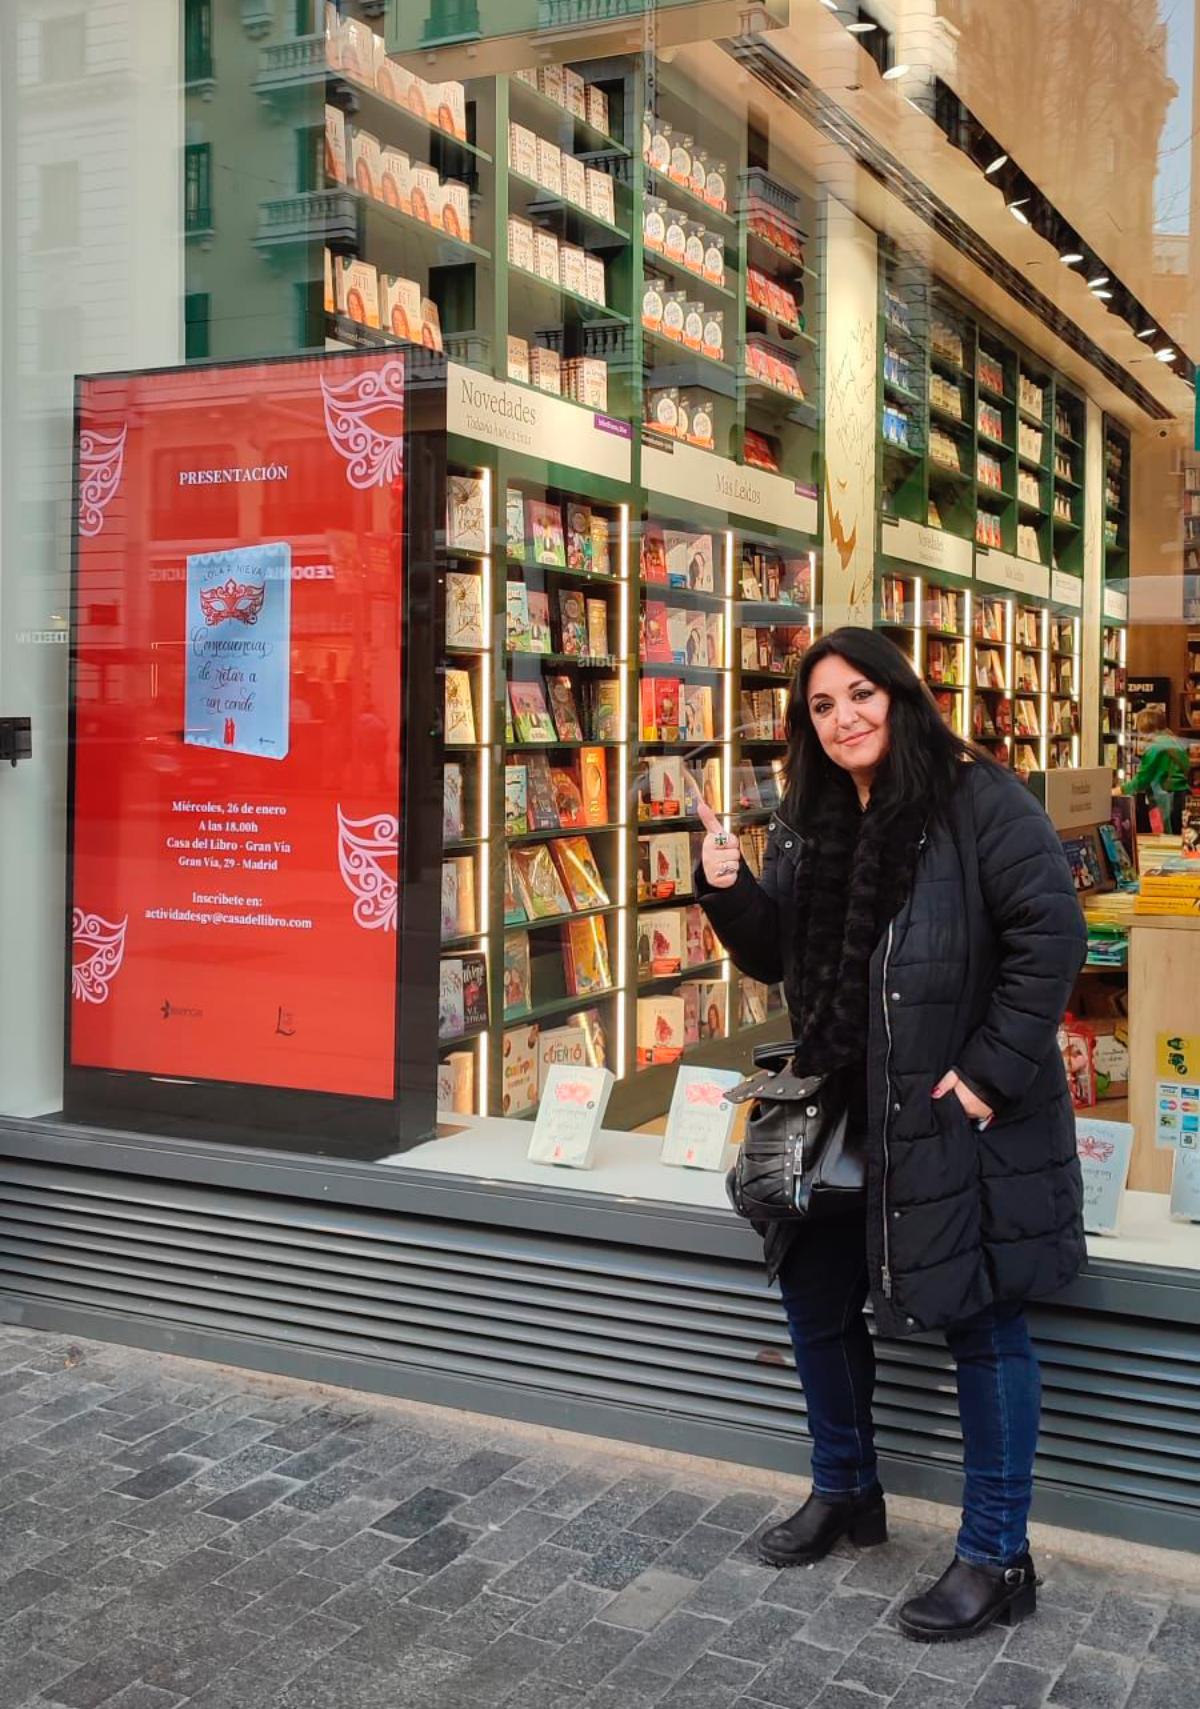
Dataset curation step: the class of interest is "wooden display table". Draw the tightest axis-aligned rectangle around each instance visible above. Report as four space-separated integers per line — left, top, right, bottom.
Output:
1128 913 1200 1191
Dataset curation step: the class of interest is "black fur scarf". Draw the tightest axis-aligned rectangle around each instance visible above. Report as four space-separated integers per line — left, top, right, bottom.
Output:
786 781 926 1072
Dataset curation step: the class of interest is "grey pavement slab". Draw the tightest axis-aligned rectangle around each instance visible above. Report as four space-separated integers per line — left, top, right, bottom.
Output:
0 1324 1187 1709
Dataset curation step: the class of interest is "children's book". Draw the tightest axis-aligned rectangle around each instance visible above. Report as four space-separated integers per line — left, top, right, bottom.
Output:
527 499 566 566
590 514 612 576
502 1024 541 1115
527 591 552 654
579 746 608 825
511 843 573 918
506 581 531 651
566 503 593 572
557 589 588 656
640 524 668 583
588 679 620 744
461 952 488 1029
509 680 555 743
503 932 532 1015
586 598 609 658
547 674 583 741
552 835 609 909
506 488 526 560
503 852 526 925
525 753 561 829
504 764 529 834
564 915 613 995
550 765 585 827
438 958 465 1039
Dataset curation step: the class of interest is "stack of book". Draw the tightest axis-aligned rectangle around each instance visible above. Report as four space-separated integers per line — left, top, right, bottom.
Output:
1135 857 1200 918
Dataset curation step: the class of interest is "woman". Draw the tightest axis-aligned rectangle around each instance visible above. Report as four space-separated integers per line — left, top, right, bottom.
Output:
1123 706 1189 834
697 627 1086 1643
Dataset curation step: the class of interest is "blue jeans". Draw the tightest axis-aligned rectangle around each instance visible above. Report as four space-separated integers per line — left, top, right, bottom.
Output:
777 1216 1041 1567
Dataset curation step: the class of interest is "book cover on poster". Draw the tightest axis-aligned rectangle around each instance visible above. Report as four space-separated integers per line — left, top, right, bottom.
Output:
185 542 291 760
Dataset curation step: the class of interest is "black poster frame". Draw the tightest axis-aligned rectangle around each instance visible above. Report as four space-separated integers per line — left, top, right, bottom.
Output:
62 348 449 1159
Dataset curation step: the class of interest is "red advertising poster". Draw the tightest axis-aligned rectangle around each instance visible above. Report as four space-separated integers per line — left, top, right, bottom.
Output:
71 352 406 1100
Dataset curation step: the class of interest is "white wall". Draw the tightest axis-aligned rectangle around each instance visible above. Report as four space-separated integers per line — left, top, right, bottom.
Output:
0 1 183 1115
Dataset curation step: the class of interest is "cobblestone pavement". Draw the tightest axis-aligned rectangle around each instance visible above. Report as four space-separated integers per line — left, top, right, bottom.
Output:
0 1326 1193 1709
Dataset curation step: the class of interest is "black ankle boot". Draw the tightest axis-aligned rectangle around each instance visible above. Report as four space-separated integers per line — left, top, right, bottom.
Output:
757 1486 887 1569
898 1553 1038 1642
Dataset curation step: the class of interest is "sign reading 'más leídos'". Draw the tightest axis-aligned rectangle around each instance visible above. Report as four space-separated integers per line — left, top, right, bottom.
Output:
448 363 632 483
71 352 405 1099
880 517 972 580
974 546 1051 599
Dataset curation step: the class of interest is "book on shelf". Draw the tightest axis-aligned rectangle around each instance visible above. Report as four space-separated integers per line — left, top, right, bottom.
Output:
437 1050 474 1116
443 762 464 841
438 958 465 1040
503 852 526 926
586 598 609 658
564 914 613 995
444 669 477 745
648 831 693 898
446 475 487 555
683 684 715 741
706 611 724 667
324 105 347 185
552 836 609 910
975 647 1005 690
547 674 583 742
550 765 585 827
445 571 485 650
509 680 556 743
526 753 561 829
641 600 672 663
527 591 551 654
504 764 529 834
440 860 458 940
590 515 612 576
641 524 668 583
636 995 685 1064
640 677 681 742
685 611 708 666
557 589 588 656
527 499 566 567
642 753 682 820
505 488 525 560
566 504 593 572
779 557 812 606
503 932 532 1016
684 905 706 969
646 907 684 976
739 977 770 1027
502 1024 540 1116
696 979 729 1039
440 854 476 938
461 952 488 1030
587 679 620 743
506 581 531 650
580 746 609 825
538 1011 607 1092
665 607 690 665
511 843 573 919
664 530 714 591
350 127 382 199
334 257 380 328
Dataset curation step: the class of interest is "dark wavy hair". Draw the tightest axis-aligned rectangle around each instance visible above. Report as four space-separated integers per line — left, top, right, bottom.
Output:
783 625 995 830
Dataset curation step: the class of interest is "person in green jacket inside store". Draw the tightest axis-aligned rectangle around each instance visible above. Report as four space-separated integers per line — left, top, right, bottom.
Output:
1123 706 1189 833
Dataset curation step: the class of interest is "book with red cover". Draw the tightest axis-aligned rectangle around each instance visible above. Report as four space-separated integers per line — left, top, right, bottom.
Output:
641 600 672 663
640 523 668 583
654 677 681 742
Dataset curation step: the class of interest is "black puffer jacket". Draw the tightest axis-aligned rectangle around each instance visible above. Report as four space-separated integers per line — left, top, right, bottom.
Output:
700 762 1088 1339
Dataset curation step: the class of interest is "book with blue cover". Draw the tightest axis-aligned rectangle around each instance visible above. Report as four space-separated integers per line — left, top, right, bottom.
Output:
185 542 291 760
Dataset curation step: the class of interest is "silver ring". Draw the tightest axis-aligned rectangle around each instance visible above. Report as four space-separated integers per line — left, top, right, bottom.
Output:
722 861 737 875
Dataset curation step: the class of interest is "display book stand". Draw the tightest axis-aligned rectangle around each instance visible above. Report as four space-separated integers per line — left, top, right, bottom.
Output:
435 443 817 1131
877 250 1084 774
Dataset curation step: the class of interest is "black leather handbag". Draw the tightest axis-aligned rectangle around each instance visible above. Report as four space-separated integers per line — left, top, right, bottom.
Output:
725 1042 866 1222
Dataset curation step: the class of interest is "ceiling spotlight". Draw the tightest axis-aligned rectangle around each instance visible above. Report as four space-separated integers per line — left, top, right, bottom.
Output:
1009 205 1030 225
847 20 878 30
984 152 1008 175
1156 348 1177 362
1092 290 1113 301
1088 275 1110 289
882 62 911 79
820 0 839 10
1136 327 1157 339
1060 252 1084 266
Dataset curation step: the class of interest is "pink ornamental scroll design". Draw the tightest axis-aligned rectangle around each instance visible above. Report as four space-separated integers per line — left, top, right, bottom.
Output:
78 424 127 538
336 806 399 930
71 909 128 1003
320 360 405 489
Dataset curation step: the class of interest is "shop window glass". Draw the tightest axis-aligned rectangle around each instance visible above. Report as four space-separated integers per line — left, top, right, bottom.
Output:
0 0 1197 1277
40 14 85 82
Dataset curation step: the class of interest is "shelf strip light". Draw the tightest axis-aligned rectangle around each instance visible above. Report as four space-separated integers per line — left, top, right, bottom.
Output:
963 588 974 747
615 502 631 1080
1039 606 1050 771
478 467 491 1116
